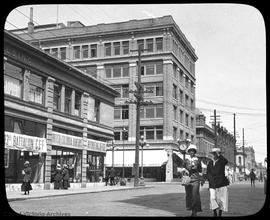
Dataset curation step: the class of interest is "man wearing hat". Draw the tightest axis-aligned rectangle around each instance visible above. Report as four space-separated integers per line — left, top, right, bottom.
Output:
53 164 63 189
62 164 70 189
206 148 229 217
179 143 203 216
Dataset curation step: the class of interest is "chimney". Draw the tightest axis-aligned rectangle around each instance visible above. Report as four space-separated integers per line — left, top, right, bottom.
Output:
28 7 34 34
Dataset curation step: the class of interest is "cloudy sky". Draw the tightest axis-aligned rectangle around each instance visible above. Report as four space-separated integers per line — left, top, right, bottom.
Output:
4 4 267 163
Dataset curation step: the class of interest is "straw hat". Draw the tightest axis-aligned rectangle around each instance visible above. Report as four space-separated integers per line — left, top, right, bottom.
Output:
186 144 197 153
210 148 221 154
24 161 30 165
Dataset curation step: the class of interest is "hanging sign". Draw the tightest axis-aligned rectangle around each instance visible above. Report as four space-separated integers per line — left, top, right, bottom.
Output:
4 131 47 153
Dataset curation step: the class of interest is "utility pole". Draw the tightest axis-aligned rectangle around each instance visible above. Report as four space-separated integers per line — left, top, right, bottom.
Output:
242 128 245 173
126 45 152 187
233 113 236 172
210 109 221 148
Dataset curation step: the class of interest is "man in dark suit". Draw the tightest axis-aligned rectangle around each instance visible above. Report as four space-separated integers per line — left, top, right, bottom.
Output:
206 148 229 217
109 167 116 186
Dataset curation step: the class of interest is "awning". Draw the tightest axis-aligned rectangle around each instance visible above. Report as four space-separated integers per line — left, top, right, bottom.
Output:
105 149 168 167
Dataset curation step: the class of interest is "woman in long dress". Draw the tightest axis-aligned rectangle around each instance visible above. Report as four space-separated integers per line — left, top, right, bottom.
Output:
21 161 32 195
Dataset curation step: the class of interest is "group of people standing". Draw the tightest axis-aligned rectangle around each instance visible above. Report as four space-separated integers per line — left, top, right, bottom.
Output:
105 167 116 186
179 140 230 217
53 164 70 190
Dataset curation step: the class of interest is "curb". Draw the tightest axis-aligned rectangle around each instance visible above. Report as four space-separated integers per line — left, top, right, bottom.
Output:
7 186 153 202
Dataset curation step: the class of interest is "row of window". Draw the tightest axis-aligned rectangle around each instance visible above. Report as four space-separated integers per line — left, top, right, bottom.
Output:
173 107 195 128
173 65 194 93
173 85 194 109
4 61 101 122
173 128 194 143
43 37 163 60
4 61 45 105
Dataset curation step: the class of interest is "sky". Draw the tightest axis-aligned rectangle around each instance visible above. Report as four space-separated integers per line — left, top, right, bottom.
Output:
4 4 267 164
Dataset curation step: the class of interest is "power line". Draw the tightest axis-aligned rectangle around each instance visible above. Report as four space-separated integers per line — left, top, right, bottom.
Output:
197 107 266 116
197 98 265 112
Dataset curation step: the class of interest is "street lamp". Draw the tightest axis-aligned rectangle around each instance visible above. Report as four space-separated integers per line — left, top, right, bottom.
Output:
107 139 115 168
139 135 149 186
122 128 128 178
177 138 191 160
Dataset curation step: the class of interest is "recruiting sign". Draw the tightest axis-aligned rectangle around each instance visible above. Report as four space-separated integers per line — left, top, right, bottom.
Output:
4 131 47 153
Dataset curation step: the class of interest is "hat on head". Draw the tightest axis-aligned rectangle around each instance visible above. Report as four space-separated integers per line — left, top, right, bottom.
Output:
210 148 221 154
186 139 191 143
56 164 61 168
187 144 197 153
63 164 68 168
24 161 30 165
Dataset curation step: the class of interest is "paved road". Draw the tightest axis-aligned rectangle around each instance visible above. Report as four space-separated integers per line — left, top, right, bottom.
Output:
8 182 266 217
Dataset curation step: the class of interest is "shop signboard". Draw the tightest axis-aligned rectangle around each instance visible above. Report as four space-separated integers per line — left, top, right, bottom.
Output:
4 131 47 153
86 139 106 153
52 132 83 149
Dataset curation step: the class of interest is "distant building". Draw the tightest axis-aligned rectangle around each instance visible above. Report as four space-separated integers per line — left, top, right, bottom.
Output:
12 12 198 182
195 109 215 162
244 146 256 171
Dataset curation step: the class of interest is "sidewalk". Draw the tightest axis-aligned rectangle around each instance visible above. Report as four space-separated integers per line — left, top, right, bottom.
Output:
6 181 213 202
6 182 152 202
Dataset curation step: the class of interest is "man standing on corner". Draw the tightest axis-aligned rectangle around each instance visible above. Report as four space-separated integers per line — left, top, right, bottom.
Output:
206 148 230 217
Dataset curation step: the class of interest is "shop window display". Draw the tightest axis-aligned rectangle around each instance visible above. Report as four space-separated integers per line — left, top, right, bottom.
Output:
86 153 104 182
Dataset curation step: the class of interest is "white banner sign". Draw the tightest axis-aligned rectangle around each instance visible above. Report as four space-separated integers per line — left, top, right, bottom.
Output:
4 131 47 153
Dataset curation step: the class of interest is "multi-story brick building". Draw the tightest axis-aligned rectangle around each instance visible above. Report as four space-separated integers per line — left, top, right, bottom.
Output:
13 13 198 181
4 30 118 191
195 109 215 162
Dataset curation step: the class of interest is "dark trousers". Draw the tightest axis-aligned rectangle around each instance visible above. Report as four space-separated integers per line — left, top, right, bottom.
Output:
63 179 69 189
251 179 255 187
105 177 109 186
110 177 115 186
185 181 202 212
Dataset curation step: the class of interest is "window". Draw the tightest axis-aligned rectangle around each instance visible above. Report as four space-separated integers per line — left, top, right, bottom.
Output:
179 90 183 103
105 67 112 78
156 37 163 51
144 85 154 97
180 69 184 82
105 43 111 56
185 76 189 88
173 84 177 99
137 39 144 51
156 83 163 96
60 47 66 60
185 95 189 107
191 99 194 110
186 133 189 140
73 46 80 59
53 83 61 110
156 126 163 140
156 105 163 118
44 48 50 54
122 65 129 77
179 110 183 123
146 64 155 75
185 113 189 126
173 127 177 140
94 99 100 122
4 149 9 168
191 117 194 129
51 48 58 58
140 107 144 119
114 107 121 119
122 106 129 119
82 45 89 58
113 42 120 55
114 131 120 140
122 85 129 98
146 127 154 140
113 66 121 78
90 44 97 58
122 41 129 55
146 106 155 118
29 72 45 105
146 39 153 52
122 128 128 140
79 66 97 78
180 129 184 140
173 64 177 79
141 66 145 76
74 92 81 116
4 62 23 98
173 106 177 120
156 63 163 74
65 87 72 114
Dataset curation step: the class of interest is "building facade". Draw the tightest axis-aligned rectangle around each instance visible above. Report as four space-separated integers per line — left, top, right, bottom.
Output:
215 124 236 168
14 15 198 182
4 30 118 191
195 109 215 162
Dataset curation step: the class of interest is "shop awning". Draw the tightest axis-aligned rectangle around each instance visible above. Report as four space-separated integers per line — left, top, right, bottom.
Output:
105 149 168 167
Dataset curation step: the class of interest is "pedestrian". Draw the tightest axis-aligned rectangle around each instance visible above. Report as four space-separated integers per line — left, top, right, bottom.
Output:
109 167 116 186
259 171 263 182
62 164 70 189
179 144 203 217
250 169 256 187
206 148 230 217
53 164 63 189
105 168 110 186
21 161 32 195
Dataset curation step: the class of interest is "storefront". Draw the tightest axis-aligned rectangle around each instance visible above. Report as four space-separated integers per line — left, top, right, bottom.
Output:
4 116 47 184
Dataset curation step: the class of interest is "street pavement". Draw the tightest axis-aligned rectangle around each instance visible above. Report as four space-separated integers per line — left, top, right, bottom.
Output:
6 181 266 217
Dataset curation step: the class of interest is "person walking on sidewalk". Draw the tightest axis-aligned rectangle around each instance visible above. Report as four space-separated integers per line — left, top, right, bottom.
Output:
109 167 116 186
179 144 203 217
104 168 110 186
53 164 63 189
250 169 256 188
21 161 32 195
62 164 70 189
206 148 229 217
